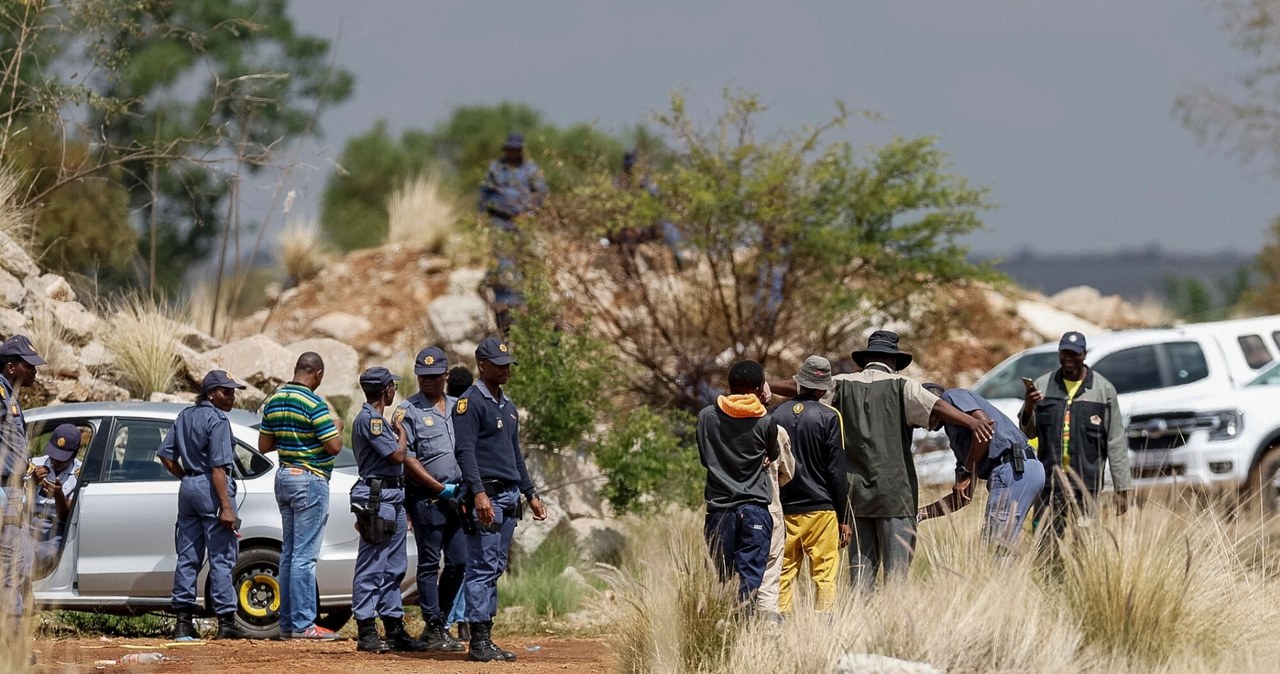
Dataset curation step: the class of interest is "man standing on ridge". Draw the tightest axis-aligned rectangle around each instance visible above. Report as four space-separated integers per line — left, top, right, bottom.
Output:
258 352 344 640
479 133 548 335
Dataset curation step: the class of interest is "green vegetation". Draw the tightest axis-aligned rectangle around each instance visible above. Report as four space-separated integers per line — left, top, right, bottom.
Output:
498 529 598 629
38 611 172 639
594 408 700 515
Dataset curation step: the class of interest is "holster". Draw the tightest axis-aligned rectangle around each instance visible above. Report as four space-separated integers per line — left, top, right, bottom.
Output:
1012 449 1026 475
351 479 397 545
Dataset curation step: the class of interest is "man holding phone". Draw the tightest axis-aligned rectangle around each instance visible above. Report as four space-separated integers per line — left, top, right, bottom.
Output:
158 370 249 641
1019 331 1131 537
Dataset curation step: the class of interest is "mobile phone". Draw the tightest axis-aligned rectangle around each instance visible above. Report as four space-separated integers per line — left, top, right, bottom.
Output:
1021 377 1037 392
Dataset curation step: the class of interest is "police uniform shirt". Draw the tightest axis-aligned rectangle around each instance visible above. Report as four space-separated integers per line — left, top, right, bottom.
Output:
0 373 27 478
28 455 82 540
939 389 1029 471
395 392 460 484
452 382 535 498
156 400 235 475
353 403 403 479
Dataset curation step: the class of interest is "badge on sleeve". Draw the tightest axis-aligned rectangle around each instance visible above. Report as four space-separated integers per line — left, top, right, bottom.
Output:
392 407 406 425
456 399 469 415
370 418 383 436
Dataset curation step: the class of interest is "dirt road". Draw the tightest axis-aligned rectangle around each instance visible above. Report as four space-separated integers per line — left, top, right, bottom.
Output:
32 636 614 673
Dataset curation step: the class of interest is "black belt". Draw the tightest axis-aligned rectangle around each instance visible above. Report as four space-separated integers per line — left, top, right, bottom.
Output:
999 449 1036 465
361 477 404 488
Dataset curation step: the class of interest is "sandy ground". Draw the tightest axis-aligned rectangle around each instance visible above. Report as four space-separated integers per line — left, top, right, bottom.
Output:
31 636 614 673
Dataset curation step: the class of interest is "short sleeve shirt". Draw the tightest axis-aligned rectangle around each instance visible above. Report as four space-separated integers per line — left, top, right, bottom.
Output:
939 389 1029 468
28 455 82 539
352 403 402 480
260 383 341 478
156 401 235 475
395 392 460 484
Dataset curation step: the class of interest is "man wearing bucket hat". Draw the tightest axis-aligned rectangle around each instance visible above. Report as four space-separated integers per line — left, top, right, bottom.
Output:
772 331 994 590
479 133 548 334
396 346 468 651
775 356 849 613
0 334 44 630
453 337 547 662
157 370 249 640
27 424 85 575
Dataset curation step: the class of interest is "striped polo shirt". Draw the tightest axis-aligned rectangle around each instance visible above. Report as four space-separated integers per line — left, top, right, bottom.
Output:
260 383 341 478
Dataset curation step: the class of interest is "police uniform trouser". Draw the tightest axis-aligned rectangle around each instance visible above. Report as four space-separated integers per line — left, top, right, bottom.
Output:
172 473 239 615
779 510 841 613
351 483 407 620
462 486 519 623
407 489 467 622
2 485 28 618
983 457 1046 547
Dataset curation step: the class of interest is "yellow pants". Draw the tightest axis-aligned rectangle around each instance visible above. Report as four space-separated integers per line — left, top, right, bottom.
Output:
779 510 840 613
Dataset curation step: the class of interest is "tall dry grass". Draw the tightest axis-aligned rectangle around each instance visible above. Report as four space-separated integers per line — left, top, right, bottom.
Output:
386 173 460 253
276 218 334 284
611 498 1280 674
0 168 32 251
27 309 74 375
100 296 180 398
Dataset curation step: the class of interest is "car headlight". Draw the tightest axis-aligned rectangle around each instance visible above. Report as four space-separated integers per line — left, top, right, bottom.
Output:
1200 410 1243 441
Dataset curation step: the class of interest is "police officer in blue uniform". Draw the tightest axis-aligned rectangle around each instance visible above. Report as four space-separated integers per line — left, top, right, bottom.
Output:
479 133 548 334
28 424 84 576
395 346 467 651
1 334 44 643
157 370 248 640
350 367 430 653
454 337 547 662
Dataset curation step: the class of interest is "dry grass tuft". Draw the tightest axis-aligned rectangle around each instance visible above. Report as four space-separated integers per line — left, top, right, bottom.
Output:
183 281 226 338
101 295 180 398
28 309 76 376
0 167 33 251
386 173 461 253
610 497 1280 674
276 218 334 284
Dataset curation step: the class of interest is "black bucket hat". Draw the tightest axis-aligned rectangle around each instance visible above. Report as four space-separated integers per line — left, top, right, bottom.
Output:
851 330 913 371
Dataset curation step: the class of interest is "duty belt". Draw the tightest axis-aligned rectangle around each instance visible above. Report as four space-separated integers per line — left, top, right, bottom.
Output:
361 476 404 488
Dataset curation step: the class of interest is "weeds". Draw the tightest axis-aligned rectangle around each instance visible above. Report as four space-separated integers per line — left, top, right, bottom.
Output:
27 310 74 375
386 173 460 253
499 529 593 631
277 218 334 285
0 168 32 252
100 296 180 398
38 611 172 639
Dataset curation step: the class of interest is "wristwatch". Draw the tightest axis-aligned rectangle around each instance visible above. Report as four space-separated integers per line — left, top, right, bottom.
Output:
955 465 972 480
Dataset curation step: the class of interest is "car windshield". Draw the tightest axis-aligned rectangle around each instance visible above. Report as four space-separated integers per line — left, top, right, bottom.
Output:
974 351 1061 400
1246 360 1280 387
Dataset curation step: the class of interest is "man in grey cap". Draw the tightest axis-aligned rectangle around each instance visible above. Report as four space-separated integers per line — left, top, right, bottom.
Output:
0 334 43 632
396 346 467 651
479 132 548 334
775 356 849 613
158 370 249 640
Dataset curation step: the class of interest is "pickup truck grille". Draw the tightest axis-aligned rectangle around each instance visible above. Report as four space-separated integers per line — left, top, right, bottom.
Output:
1127 413 1198 451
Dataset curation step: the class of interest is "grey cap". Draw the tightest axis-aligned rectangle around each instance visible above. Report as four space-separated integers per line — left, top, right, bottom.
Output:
793 355 835 391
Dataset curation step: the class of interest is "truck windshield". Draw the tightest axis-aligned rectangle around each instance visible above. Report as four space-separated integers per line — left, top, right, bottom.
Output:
974 351 1061 400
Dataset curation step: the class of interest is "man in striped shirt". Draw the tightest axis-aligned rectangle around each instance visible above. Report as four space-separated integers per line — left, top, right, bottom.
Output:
259 352 344 640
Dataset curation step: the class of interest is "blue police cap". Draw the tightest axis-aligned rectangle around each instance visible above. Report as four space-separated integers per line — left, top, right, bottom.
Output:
201 370 247 393
0 334 46 365
1059 331 1087 354
475 337 516 366
360 366 401 388
414 346 448 376
44 423 81 462
502 133 524 150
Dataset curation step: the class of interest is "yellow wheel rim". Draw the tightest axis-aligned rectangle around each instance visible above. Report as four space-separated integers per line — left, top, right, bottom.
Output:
239 573 281 617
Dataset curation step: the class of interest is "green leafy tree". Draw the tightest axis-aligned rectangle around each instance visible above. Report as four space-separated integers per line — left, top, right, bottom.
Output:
594 407 700 514
524 91 996 409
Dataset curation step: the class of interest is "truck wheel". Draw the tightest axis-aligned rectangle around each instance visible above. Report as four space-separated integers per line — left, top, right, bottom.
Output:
233 547 282 639
1244 445 1280 516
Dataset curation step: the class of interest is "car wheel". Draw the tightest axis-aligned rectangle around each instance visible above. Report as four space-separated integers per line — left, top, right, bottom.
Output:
315 607 352 632
233 546 282 639
1244 444 1280 515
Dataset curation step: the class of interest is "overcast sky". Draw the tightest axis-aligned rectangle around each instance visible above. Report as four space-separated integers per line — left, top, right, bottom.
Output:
264 1 1277 255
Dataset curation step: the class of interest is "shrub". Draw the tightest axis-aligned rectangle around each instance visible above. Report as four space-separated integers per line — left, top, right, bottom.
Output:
386 173 461 253
101 296 180 398
594 407 700 515
499 529 590 628
276 218 334 285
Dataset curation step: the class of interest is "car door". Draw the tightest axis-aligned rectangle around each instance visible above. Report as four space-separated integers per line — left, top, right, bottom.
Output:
74 416 181 599
25 414 107 593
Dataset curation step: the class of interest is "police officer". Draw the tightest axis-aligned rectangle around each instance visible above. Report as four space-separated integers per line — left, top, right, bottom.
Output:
454 337 547 662
479 133 548 334
1 334 44 637
350 367 429 653
157 370 248 641
28 424 84 576
396 346 467 651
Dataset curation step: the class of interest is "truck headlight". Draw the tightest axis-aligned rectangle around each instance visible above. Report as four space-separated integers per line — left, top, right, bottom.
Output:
1201 410 1243 441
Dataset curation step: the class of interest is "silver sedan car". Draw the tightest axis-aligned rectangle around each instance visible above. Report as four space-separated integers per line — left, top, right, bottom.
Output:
28 401 417 638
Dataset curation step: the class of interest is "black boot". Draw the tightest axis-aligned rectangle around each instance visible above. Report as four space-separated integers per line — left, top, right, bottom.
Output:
382 616 429 652
466 621 511 662
173 613 198 641
419 618 465 652
487 622 518 662
355 618 390 653
216 613 248 640
455 621 470 642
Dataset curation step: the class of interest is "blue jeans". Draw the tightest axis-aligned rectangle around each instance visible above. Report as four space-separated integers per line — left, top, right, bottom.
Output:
704 504 772 604
984 457 1046 548
275 467 330 634
462 486 519 623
